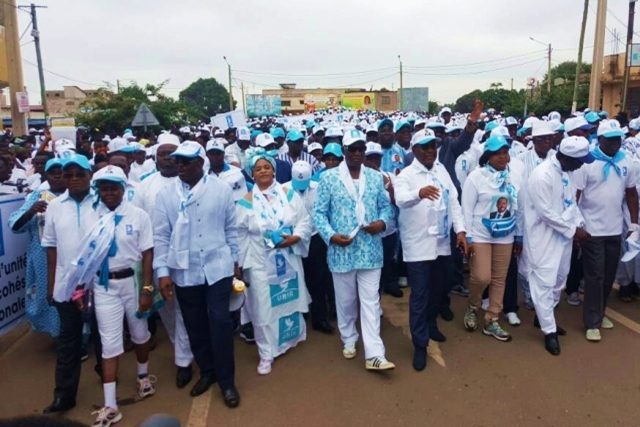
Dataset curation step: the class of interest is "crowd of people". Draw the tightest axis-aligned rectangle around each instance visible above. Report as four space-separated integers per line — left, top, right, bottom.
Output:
4 100 640 426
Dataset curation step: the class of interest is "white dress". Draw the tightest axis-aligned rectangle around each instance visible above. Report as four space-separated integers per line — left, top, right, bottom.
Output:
237 182 312 360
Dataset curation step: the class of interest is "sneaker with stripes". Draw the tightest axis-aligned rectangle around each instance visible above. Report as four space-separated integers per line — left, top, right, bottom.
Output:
92 406 122 427
365 356 395 371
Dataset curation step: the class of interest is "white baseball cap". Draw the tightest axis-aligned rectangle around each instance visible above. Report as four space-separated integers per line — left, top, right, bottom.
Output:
559 136 595 163
307 142 323 153
490 126 511 139
156 133 180 148
291 160 312 192
342 129 366 147
564 116 594 133
597 119 625 138
92 165 127 186
531 120 555 138
170 140 206 160
206 138 226 153
325 126 343 138
505 116 518 126
255 133 276 148
410 129 439 147
237 126 251 141
365 142 383 156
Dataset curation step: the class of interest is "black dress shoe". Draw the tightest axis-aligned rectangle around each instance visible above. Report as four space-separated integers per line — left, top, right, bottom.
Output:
312 320 334 334
222 387 240 408
190 376 216 397
176 365 193 389
43 397 75 414
439 306 454 322
534 316 567 336
413 347 427 371
429 327 447 343
544 333 561 356
385 287 404 298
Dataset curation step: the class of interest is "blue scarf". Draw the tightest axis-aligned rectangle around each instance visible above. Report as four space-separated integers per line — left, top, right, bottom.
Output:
591 145 625 181
98 214 123 289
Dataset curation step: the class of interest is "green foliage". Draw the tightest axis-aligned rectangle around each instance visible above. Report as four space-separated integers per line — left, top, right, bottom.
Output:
75 81 197 132
454 61 592 117
179 78 236 119
428 101 440 114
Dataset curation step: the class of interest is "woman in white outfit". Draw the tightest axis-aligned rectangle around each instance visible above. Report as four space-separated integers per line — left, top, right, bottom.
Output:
236 148 312 375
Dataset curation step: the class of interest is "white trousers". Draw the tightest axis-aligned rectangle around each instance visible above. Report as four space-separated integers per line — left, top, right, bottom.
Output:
94 277 151 359
529 241 572 335
155 272 193 368
332 269 385 359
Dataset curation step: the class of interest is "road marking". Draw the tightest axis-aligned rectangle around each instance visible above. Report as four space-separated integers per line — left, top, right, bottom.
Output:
186 389 212 427
605 307 640 335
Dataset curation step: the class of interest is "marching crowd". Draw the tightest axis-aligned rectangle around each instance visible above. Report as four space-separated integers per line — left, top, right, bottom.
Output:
4 100 640 426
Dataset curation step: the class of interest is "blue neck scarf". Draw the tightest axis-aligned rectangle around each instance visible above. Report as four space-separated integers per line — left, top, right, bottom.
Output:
99 213 123 289
592 145 625 180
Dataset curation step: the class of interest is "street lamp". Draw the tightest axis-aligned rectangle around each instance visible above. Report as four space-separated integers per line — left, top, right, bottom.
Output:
529 36 552 92
223 56 233 111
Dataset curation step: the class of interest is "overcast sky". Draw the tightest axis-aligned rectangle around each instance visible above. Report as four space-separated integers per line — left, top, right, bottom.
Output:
12 0 638 106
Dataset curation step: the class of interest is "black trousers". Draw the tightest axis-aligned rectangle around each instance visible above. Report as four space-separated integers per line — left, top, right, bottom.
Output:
581 236 621 329
53 302 83 402
407 256 448 348
565 244 583 295
381 233 400 292
303 234 333 325
175 277 235 391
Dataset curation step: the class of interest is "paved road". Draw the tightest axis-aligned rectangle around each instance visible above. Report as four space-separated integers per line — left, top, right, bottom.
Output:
2 290 640 426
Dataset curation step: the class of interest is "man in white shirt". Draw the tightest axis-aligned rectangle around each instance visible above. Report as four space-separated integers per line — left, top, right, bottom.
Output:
206 138 247 202
134 133 195 390
41 153 94 414
573 120 640 342
153 141 241 407
225 126 251 170
526 136 593 355
395 130 467 371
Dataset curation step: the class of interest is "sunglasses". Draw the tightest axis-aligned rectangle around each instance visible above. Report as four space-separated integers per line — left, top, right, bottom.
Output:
347 145 366 153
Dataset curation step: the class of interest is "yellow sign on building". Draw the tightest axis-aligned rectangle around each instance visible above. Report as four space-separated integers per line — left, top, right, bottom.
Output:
341 92 375 110
0 26 9 88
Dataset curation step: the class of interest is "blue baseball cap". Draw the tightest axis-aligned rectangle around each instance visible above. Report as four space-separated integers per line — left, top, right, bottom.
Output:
285 129 305 142
484 120 499 133
44 158 64 172
377 118 393 131
483 135 510 153
270 127 285 139
291 161 312 192
323 142 343 158
61 153 91 171
305 120 317 129
585 111 601 124
394 119 411 133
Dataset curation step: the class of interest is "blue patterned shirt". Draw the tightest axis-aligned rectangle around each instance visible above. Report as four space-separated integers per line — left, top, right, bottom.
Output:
313 167 394 273
381 144 405 175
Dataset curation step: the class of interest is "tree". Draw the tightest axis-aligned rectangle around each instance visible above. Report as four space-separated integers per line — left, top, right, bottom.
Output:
428 101 440 114
75 81 198 132
179 78 236 120
454 90 483 113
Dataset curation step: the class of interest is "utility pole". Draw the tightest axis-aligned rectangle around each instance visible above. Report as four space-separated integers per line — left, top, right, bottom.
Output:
547 43 552 92
116 79 120 94
572 0 589 114
223 56 233 111
622 0 637 113
511 78 514 91
23 3 48 120
0 0 27 135
241 81 246 116
589 0 608 109
398 55 403 111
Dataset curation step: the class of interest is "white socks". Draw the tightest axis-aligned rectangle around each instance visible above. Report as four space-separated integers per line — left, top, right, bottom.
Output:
103 382 117 409
137 361 149 378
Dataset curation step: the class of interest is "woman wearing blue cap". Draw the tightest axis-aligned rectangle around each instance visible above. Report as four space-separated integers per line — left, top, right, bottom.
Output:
461 135 523 342
236 148 312 376
9 155 65 338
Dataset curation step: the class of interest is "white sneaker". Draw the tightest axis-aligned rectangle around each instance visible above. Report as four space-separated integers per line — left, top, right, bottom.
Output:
92 406 122 427
136 375 157 399
481 298 490 311
601 316 614 329
398 276 408 288
342 344 357 359
365 356 396 371
257 359 272 375
506 312 521 326
586 328 601 342
566 292 581 306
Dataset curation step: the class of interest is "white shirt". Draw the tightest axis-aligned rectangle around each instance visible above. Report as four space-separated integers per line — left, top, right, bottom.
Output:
286 180 319 236
88 202 154 271
209 163 247 202
41 191 95 302
572 152 639 236
133 171 178 212
225 142 248 170
455 148 479 188
461 163 522 244
395 159 465 262
129 159 156 183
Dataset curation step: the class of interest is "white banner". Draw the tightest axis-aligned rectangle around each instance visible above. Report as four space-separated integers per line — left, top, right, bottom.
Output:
0 195 29 335
210 110 247 131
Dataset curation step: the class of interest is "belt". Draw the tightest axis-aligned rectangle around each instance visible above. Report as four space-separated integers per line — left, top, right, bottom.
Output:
98 268 134 280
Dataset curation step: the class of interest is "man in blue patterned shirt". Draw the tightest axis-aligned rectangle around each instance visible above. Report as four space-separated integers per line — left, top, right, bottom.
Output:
313 129 396 371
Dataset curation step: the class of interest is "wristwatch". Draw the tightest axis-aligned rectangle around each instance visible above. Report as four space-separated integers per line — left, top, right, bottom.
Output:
141 284 154 294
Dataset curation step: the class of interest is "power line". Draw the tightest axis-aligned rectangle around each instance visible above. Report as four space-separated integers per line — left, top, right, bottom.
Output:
22 58 104 87
18 20 30 40
233 66 396 78
404 57 544 76
405 49 546 69
334 72 398 88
